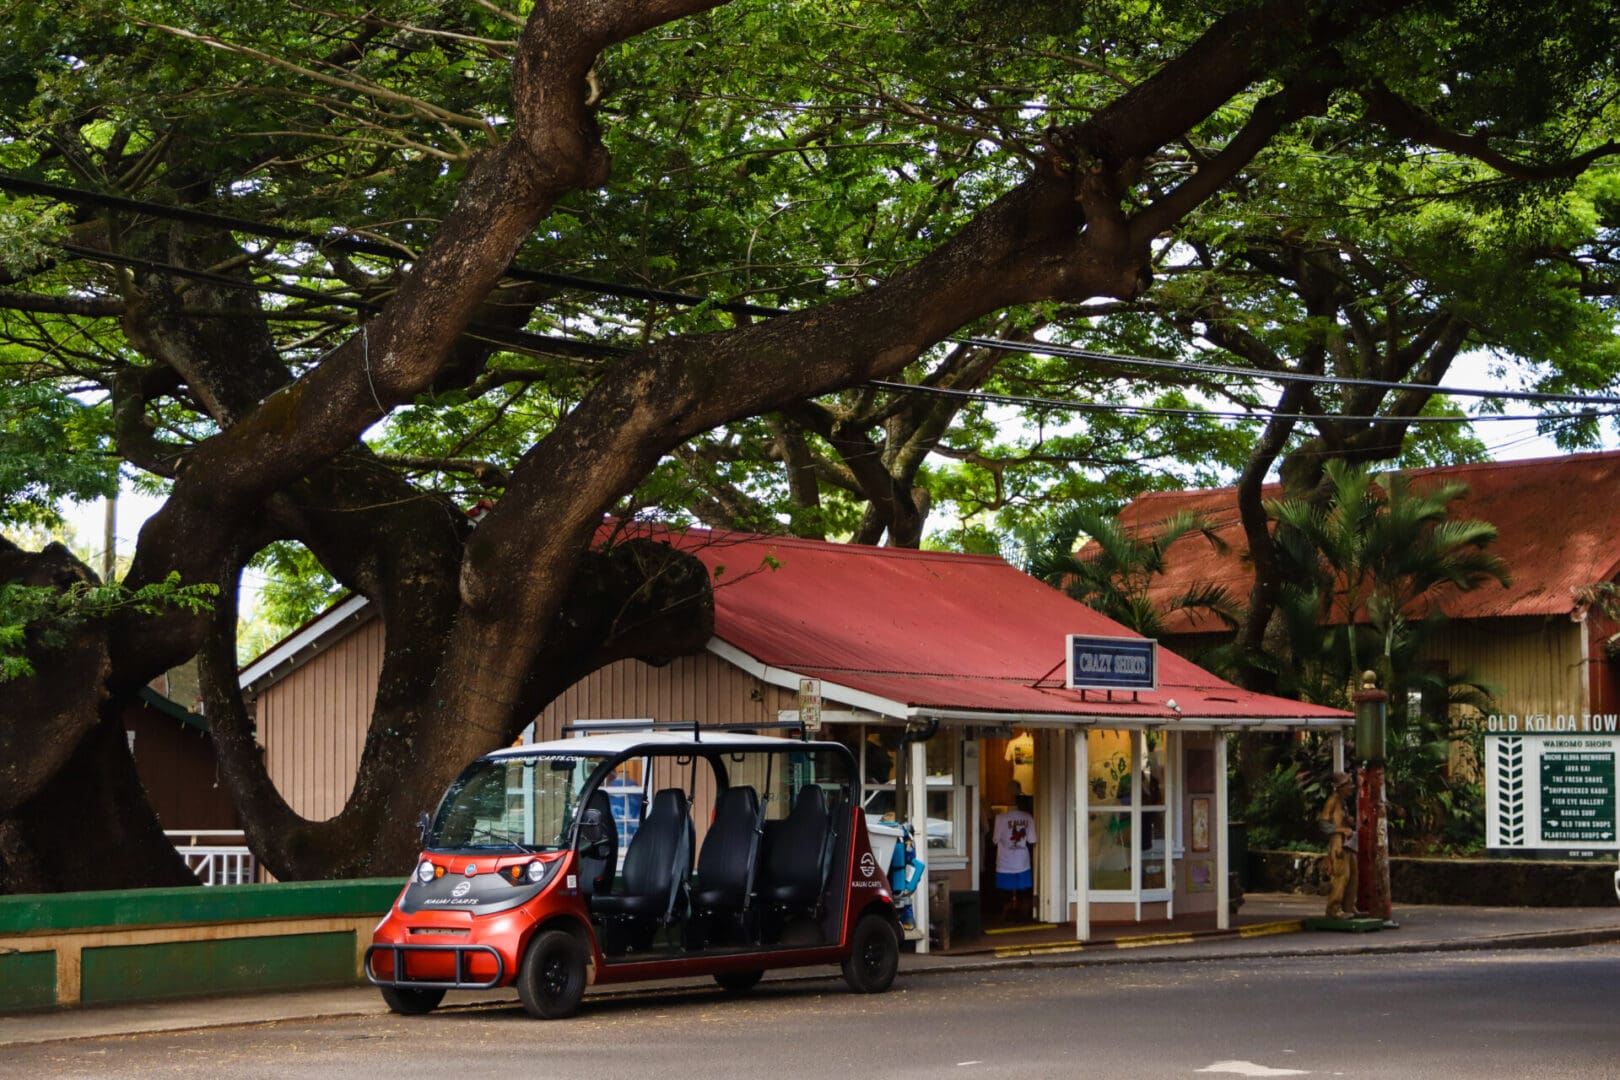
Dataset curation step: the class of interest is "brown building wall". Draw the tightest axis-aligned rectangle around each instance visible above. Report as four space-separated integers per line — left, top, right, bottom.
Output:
124 705 239 831
1419 615 1586 721
250 628 800 826
535 653 797 740
538 653 801 838
254 616 383 821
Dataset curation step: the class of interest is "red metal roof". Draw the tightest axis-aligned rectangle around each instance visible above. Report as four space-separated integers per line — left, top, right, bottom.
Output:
1117 450 1620 633
628 525 1346 724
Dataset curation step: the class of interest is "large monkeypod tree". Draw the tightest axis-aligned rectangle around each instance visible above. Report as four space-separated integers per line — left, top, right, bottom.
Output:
1 0 1617 891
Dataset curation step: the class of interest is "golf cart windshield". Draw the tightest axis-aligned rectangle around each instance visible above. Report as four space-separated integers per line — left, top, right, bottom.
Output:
427 753 602 852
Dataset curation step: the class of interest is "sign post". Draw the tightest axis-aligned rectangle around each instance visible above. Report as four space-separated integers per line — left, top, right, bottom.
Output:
1353 672 1391 922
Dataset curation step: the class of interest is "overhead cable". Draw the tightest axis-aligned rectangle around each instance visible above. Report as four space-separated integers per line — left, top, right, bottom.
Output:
15 173 1620 409
866 379 1620 426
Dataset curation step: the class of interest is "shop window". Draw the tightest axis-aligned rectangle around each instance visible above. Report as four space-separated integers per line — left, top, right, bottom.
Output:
1086 729 1169 900
833 724 965 859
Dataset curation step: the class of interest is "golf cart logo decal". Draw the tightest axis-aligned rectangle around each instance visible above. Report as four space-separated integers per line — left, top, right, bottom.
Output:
464 864 477 876
860 852 878 878
452 880 473 898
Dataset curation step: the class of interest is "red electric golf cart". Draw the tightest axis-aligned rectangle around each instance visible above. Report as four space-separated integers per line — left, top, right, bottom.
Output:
366 722 901 1019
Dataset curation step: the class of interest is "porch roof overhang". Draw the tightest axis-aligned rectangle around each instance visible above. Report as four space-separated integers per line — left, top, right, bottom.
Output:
709 639 1350 733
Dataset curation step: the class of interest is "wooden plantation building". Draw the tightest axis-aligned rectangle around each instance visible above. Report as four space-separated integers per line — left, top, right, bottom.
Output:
1115 450 1620 731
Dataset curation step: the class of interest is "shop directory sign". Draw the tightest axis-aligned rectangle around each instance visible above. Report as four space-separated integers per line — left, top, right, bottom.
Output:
1485 713 1620 855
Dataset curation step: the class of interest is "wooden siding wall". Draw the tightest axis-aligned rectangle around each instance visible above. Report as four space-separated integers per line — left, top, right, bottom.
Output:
535 652 797 740
254 617 383 821
124 705 240 831
253 635 800 828
540 653 800 840
1419 616 1586 719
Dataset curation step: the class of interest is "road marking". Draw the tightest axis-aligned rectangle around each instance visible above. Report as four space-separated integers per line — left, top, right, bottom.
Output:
1239 920 1305 938
1196 1062 1308 1076
993 940 1088 958
1114 931 1195 949
956 1061 983 1067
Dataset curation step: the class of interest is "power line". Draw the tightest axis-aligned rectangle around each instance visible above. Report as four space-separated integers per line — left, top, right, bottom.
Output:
953 336 1620 408
866 379 1620 426
55 243 626 363
1 174 782 318
14 173 1620 410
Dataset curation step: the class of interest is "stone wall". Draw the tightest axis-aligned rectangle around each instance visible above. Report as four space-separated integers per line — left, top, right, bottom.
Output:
1247 851 1619 907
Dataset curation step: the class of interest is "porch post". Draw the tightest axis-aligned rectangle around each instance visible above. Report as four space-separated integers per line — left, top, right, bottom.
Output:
1215 730 1230 931
1074 727 1090 941
909 736 930 953
1036 729 1067 925
1332 730 1345 773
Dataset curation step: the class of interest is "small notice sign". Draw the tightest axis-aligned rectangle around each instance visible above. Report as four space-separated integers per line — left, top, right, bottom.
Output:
798 678 822 732
1065 634 1157 692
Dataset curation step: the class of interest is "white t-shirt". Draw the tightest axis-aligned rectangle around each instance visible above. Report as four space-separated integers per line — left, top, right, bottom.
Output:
992 809 1037 874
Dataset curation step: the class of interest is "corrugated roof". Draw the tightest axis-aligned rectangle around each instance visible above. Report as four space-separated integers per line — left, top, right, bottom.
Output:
1116 449 1620 633
636 526 1345 724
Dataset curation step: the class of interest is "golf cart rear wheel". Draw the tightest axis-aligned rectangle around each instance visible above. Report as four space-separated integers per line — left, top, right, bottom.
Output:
380 986 446 1015
713 969 764 994
517 929 588 1019
841 912 899 994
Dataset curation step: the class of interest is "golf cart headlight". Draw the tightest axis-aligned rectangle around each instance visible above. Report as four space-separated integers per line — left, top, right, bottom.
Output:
416 860 435 885
525 860 547 884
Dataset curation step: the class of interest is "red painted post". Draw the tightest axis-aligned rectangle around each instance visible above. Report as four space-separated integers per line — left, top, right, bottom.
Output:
1353 673 1391 920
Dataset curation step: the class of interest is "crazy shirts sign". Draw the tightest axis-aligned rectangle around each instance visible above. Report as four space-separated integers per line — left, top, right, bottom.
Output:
1065 635 1157 692
1485 714 1619 855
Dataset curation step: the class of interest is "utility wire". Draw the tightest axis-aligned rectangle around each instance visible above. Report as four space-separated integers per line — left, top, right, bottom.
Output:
50 242 1616 428
867 379 1620 426
17 173 1620 410
952 336 1620 408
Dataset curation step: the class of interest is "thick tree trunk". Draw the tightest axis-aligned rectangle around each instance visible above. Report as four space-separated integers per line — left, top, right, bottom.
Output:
0 708 196 894
196 537 713 881
0 542 111 818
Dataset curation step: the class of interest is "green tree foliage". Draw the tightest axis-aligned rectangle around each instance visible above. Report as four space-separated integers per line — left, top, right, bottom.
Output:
1 571 215 680
0 0 1617 889
1266 459 1509 682
1026 506 1241 638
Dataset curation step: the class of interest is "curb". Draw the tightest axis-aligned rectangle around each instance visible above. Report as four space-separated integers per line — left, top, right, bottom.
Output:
984 918 1306 959
4 921 1618 1047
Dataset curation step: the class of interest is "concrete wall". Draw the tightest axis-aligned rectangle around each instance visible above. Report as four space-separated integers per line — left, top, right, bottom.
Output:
0 879 400 1013
1247 849 1618 908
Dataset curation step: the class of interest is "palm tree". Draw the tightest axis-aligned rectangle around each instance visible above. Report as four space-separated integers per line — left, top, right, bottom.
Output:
1026 506 1242 639
1265 459 1511 682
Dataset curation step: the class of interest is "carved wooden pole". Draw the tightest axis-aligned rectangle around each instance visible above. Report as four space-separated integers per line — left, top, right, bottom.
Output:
1354 671 1391 920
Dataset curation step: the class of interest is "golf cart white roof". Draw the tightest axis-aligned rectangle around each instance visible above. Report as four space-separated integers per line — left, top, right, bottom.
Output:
485 729 824 760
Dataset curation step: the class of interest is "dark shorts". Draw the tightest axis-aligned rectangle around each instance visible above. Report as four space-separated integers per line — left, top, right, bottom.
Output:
996 870 1033 891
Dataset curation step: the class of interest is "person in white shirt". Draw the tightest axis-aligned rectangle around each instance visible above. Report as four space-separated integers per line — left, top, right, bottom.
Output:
992 792 1038 922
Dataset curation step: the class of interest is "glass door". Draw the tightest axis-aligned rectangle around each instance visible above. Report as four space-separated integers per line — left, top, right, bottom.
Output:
1085 729 1170 903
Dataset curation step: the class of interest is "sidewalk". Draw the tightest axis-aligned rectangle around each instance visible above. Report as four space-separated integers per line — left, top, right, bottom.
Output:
4 893 1617 1048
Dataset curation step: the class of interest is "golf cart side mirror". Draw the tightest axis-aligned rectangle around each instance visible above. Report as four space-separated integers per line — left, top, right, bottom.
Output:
416 811 431 847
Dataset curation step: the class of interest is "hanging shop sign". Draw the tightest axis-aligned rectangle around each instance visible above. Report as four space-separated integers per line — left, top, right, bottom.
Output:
1485 716 1619 855
1065 634 1158 692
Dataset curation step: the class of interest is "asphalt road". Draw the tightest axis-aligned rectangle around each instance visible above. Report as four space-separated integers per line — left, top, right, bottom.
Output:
7 946 1619 1079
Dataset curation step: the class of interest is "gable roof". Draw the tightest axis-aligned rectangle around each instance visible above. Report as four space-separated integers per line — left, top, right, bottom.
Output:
1116 449 1620 634
240 525 1348 727
642 526 1345 726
